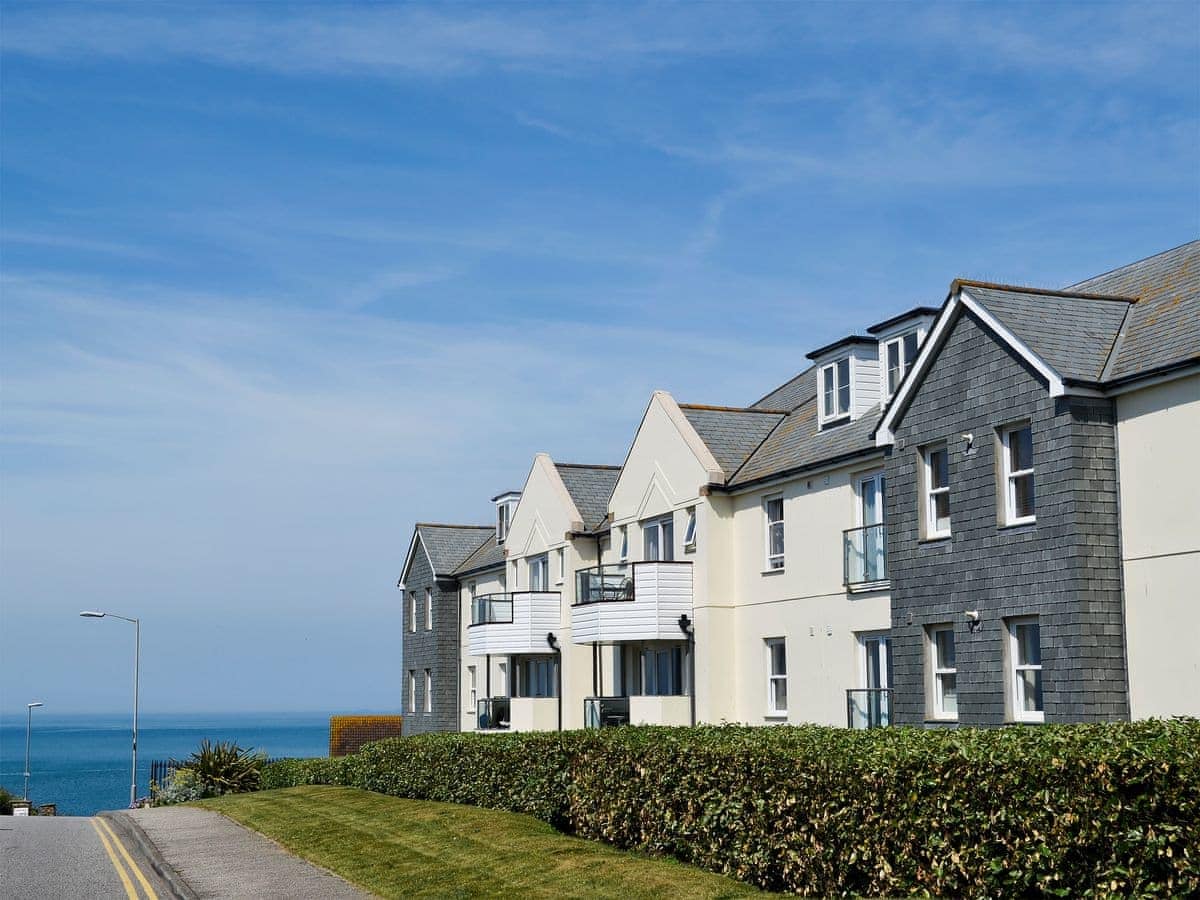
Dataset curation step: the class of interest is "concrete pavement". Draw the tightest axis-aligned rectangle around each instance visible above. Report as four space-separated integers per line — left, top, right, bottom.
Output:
123 807 370 899
0 814 179 900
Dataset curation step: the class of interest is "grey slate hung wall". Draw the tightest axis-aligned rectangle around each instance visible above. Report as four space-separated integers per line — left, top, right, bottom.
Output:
884 308 1129 726
401 544 462 735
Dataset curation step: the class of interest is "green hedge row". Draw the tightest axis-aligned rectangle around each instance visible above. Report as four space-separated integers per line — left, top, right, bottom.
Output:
262 719 1199 896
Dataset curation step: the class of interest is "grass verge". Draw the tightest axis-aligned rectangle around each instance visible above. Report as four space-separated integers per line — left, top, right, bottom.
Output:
198 785 764 898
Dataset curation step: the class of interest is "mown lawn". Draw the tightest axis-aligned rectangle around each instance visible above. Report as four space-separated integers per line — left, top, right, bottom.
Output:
198 785 765 898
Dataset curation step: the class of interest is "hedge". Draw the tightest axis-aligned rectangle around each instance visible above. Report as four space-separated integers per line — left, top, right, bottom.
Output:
261 719 1199 896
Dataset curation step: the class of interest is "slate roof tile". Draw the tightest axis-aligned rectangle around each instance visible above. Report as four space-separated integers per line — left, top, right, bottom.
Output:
555 463 621 530
415 523 493 576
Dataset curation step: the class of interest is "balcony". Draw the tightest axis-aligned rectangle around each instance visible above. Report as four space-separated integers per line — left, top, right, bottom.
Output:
583 696 629 728
468 592 561 656
583 695 691 728
572 562 693 644
846 688 892 729
476 697 510 731
843 523 888 590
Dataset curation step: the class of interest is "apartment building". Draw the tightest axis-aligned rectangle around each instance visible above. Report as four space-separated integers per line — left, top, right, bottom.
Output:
401 240 1199 732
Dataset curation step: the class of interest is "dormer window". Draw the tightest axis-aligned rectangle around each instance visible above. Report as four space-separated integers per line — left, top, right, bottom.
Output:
497 504 510 542
492 491 520 543
884 331 919 397
821 358 851 422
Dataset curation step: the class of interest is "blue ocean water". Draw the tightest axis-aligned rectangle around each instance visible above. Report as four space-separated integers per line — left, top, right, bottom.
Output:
0 712 330 815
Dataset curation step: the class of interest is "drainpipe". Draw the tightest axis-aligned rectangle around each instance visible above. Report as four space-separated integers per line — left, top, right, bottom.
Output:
679 614 696 727
547 632 562 731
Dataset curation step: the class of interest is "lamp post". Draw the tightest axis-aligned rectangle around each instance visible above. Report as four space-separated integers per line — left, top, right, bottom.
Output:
24 702 44 801
80 611 140 807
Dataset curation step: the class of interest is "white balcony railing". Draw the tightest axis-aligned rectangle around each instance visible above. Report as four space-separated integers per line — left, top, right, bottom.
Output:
571 562 692 644
468 592 561 656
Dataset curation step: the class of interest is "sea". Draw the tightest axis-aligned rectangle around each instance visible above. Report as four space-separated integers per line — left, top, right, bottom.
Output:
0 712 331 816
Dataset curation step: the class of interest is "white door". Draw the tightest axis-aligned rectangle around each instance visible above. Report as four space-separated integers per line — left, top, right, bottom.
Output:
857 473 886 582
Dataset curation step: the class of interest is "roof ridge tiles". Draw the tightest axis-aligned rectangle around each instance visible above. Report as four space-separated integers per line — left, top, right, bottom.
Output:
678 403 789 414
553 462 621 470
953 278 1136 303
415 522 493 529
1066 239 1200 291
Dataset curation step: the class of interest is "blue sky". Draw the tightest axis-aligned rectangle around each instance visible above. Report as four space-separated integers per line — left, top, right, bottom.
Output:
2 2 1197 716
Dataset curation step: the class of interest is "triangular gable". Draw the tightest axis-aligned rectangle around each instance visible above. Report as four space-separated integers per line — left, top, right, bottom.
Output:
635 466 676 521
875 286 1069 446
399 528 435 588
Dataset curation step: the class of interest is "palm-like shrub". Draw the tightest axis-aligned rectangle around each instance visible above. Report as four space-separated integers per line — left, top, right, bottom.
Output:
187 739 264 796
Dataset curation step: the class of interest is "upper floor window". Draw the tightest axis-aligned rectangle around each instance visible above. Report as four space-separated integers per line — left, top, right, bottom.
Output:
764 495 785 570
884 331 920 397
407 670 416 713
1007 617 1043 722
528 554 549 591
643 515 674 562
424 587 433 630
497 503 510 543
1000 423 1035 525
927 624 957 720
921 444 951 539
821 357 851 422
556 548 565 584
618 525 629 562
683 506 697 549
408 592 417 633
765 638 787 715
423 669 432 713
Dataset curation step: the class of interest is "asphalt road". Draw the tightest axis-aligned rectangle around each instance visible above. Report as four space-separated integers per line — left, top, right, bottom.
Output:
0 814 178 900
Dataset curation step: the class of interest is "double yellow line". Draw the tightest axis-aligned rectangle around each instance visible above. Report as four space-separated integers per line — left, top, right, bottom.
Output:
90 816 159 900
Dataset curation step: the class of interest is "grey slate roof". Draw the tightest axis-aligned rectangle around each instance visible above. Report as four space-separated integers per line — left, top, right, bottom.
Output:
679 405 787 477
555 463 621 530
960 284 1132 383
415 523 492 577
727 399 880 488
453 533 506 576
1068 240 1200 382
750 366 817 413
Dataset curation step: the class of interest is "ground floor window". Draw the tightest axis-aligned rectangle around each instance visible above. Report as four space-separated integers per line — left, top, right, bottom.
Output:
927 624 957 720
1007 616 1044 722
423 669 432 713
765 637 787 716
618 641 688 696
513 655 558 698
407 670 416 714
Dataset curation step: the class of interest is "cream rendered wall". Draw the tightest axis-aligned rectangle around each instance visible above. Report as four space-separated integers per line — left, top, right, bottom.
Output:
505 453 599 730
1115 372 1200 718
605 392 727 721
458 564 507 732
728 455 891 726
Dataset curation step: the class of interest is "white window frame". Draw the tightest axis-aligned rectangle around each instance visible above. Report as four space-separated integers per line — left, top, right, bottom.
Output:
683 506 697 549
468 665 477 713
556 548 565 584
764 494 785 570
928 624 957 720
408 592 417 633
765 637 787 716
642 514 674 562
497 503 509 542
423 669 432 713
820 356 852 423
1007 616 1044 722
618 525 629 562
1000 423 1036 526
883 330 920 398
424 587 433 631
528 554 549 591
407 670 416 713
922 444 951 539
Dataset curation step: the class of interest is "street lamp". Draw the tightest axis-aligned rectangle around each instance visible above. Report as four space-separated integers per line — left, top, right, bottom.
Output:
80 611 140 807
24 702 43 801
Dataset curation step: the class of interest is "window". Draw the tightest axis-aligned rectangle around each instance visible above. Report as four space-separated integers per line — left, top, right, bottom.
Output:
643 515 674 561
468 581 476 600
764 495 785 570
423 669 432 713
928 625 957 719
922 444 951 538
821 357 851 421
514 655 558 698
556 548 565 584
497 661 508 697
1000 424 1036 525
618 525 629 562
408 592 416 633
766 638 787 715
468 665 477 711
424 587 432 630
497 503 510 542
1007 617 1043 722
683 507 697 549
407 670 416 713
528 554 549 591
885 331 920 396
641 645 684 696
